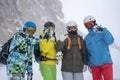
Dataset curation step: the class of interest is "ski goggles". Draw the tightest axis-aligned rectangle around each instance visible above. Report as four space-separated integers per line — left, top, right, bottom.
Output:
67 26 77 32
26 26 36 33
84 21 94 28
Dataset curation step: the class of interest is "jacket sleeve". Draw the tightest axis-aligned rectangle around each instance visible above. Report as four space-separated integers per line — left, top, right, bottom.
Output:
56 40 65 52
80 37 88 65
26 43 35 73
34 42 40 58
102 28 114 45
9 32 23 52
26 38 37 73
26 53 33 73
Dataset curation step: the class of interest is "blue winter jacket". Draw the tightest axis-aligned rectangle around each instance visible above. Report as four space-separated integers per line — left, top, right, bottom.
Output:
84 26 114 66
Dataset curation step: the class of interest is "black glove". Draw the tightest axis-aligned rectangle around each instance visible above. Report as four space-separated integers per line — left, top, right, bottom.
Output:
96 26 103 31
52 32 55 37
44 33 49 39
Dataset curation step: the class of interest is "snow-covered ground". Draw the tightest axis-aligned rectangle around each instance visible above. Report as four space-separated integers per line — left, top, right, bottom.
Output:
0 46 120 80
0 60 92 80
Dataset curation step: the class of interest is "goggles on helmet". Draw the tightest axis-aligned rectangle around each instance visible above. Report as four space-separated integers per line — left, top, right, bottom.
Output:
67 26 77 32
84 21 95 28
26 26 36 34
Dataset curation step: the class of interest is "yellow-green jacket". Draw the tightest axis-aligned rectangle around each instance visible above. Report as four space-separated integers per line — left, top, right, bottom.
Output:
39 31 57 65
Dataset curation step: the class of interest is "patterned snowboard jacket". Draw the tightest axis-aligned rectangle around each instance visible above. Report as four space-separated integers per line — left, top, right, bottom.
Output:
7 30 36 75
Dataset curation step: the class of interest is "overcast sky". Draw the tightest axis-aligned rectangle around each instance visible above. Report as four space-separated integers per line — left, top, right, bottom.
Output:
60 0 120 44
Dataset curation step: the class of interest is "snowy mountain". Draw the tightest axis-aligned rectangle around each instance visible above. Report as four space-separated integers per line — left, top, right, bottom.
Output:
0 0 65 44
0 0 120 80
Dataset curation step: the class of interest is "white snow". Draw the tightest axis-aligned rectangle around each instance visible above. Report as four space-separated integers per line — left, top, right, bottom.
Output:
16 27 20 31
111 47 120 79
0 60 63 80
0 0 120 80
16 0 20 6
32 11 36 16
0 47 120 80
33 0 45 9
0 64 8 80
7 29 13 33
56 15 66 23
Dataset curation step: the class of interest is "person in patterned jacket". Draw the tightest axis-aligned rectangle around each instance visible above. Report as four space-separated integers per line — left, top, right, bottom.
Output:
6 21 37 80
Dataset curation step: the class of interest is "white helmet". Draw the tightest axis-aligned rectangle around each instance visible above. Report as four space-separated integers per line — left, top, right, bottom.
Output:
83 15 96 23
66 21 78 28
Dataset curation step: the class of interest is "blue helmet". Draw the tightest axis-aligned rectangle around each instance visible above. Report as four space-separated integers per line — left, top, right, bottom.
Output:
23 21 37 31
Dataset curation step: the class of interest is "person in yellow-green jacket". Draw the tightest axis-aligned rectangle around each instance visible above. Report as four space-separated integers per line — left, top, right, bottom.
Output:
34 21 57 80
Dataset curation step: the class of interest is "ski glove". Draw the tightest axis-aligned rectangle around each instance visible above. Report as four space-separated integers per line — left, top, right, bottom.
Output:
35 57 40 63
59 34 67 42
83 65 87 72
56 52 63 61
96 26 103 31
40 29 49 40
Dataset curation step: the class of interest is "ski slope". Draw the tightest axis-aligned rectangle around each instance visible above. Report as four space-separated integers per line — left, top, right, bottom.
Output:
0 47 120 80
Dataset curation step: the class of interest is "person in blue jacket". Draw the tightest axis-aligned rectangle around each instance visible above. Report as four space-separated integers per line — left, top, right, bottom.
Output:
83 15 114 80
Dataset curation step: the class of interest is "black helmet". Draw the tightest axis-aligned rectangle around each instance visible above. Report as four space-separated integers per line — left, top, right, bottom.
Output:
44 21 55 29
